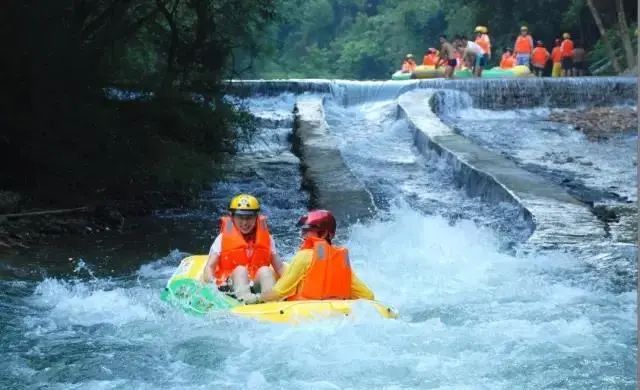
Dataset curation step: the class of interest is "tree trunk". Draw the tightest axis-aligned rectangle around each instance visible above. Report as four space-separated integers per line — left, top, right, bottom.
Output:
585 0 622 73
615 0 635 69
156 0 181 93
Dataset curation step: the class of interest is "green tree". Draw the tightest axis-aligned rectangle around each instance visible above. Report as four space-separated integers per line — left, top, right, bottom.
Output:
0 0 277 208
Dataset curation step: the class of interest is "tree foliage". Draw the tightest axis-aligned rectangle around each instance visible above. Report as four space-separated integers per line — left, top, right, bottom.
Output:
243 0 637 79
0 0 635 208
0 0 276 207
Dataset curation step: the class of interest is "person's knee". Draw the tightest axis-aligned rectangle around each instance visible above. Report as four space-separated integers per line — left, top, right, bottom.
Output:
256 266 275 279
231 266 249 278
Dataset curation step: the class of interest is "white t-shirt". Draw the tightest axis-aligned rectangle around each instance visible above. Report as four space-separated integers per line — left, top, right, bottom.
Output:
208 233 277 258
466 41 485 55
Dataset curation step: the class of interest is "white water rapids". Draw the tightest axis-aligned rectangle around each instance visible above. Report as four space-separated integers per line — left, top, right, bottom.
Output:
1 86 636 389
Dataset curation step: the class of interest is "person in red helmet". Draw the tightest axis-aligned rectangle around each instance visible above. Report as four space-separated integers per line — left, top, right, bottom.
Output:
250 210 375 303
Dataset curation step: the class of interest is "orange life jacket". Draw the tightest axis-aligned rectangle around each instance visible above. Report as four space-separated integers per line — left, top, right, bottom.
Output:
500 54 515 69
561 39 574 58
423 54 438 66
514 35 533 54
531 47 549 67
551 46 562 63
289 236 352 301
475 34 491 55
214 215 272 285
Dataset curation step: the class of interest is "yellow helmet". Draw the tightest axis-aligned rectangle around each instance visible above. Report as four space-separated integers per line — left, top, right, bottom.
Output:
475 26 487 33
229 194 260 215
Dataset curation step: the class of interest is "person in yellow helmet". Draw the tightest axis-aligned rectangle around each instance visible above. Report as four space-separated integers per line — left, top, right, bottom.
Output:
474 25 491 63
514 26 534 66
204 194 285 302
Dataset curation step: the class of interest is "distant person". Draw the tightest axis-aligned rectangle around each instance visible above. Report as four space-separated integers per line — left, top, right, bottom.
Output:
531 40 550 77
438 35 457 78
401 54 417 73
456 35 486 77
572 40 586 76
560 32 574 77
423 48 439 66
455 49 463 69
514 26 534 66
550 38 563 77
474 25 491 62
500 48 515 69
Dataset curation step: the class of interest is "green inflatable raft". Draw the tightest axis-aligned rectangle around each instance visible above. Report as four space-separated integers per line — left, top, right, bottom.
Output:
391 70 412 80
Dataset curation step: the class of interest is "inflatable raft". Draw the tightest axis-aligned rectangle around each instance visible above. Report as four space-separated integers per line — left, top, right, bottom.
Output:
160 255 398 323
412 65 445 79
391 70 412 80
391 65 444 80
454 65 532 79
391 64 532 80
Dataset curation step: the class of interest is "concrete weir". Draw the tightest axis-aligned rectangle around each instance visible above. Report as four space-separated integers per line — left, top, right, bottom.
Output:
292 96 375 224
398 89 606 248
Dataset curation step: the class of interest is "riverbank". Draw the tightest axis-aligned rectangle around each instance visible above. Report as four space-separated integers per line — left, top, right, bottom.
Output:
0 189 199 252
549 106 637 140
0 93 259 253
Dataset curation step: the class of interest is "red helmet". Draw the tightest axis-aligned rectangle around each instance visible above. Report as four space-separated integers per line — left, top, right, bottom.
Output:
297 210 337 239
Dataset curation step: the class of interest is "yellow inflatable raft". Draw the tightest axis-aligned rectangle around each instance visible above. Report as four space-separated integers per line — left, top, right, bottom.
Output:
412 65 445 79
160 255 398 323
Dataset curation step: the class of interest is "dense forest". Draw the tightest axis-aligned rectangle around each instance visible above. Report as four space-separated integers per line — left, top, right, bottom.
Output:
0 0 277 212
240 0 638 79
0 0 636 215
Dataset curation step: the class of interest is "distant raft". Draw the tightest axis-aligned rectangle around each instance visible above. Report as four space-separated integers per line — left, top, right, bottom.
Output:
160 255 398 323
392 64 532 80
391 70 412 80
391 65 445 80
412 65 445 79
454 65 533 79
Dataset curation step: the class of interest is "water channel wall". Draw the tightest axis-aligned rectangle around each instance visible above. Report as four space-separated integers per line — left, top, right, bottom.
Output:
292 97 376 225
229 78 636 246
398 90 607 248
228 77 636 109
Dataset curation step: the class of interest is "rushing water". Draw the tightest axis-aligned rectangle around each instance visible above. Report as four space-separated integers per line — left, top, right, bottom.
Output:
440 105 637 204
0 84 637 389
2 207 635 389
323 98 532 248
439 102 638 261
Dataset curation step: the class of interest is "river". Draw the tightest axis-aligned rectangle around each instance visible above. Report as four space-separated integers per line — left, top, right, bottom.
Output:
1 81 636 389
